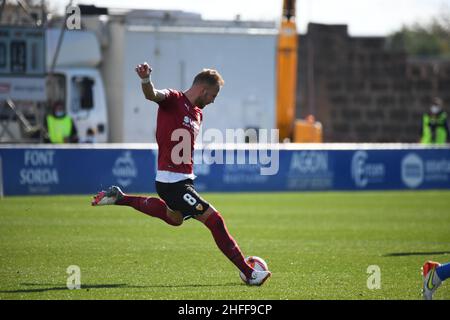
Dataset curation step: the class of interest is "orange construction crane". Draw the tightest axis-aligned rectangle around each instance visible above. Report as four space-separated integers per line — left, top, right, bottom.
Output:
276 0 298 142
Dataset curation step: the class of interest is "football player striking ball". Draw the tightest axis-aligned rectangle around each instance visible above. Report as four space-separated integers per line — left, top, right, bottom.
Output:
92 62 271 286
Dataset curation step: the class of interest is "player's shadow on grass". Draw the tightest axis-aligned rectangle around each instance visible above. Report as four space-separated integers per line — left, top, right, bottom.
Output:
0 283 130 294
383 251 450 257
0 282 241 294
143 283 242 289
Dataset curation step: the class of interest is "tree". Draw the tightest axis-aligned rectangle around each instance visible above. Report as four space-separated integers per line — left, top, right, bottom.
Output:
387 8 450 58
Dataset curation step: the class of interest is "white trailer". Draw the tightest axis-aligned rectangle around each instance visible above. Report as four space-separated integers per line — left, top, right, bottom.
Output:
99 10 278 143
1 9 278 144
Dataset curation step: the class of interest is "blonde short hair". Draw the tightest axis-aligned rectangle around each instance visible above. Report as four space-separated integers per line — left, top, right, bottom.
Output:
193 69 225 87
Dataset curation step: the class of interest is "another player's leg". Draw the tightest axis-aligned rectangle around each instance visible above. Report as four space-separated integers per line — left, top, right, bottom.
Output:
91 185 183 226
196 207 271 286
423 261 449 300
436 262 450 282
422 261 444 300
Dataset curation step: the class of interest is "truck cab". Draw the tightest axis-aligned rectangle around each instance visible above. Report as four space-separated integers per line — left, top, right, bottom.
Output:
46 29 108 143
46 67 108 143
0 27 108 144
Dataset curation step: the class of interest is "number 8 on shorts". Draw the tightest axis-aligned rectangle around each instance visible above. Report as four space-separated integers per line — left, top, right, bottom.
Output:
183 193 197 206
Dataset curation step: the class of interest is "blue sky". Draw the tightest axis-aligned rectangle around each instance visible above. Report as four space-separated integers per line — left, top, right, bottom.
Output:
50 0 449 36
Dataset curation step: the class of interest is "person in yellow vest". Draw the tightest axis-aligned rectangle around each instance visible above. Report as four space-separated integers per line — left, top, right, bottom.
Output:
44 102 79 143
420 97 449 144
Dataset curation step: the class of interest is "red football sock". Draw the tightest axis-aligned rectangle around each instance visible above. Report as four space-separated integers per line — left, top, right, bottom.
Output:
116 195 179 226
204 211 254 279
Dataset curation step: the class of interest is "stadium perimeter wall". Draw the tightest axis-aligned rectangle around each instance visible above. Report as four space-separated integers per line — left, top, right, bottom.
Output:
0 144 449 196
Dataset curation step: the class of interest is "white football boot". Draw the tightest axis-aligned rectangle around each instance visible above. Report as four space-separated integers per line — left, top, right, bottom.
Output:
422 261 442 300
247 270 272 286
91 186 124 206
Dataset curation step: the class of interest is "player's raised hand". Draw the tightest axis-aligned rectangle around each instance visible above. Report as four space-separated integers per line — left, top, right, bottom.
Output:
135 62 152 79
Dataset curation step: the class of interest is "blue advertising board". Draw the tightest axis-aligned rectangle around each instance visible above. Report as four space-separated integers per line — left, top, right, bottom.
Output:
0 146 156 195
1 145 449 196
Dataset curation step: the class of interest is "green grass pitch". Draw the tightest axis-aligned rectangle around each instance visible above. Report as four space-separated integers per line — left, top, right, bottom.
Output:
0 191 449 300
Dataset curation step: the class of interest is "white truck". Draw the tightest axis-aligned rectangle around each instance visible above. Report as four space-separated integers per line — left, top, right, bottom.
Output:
0 25 109 143
1 8 278 143
46 28 109 143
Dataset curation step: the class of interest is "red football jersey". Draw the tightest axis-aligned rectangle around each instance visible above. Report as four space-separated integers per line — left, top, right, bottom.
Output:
156 89 202 174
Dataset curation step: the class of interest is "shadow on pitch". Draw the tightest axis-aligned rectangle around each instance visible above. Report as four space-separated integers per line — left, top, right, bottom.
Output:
0 282 241 294
0 283 129 294
383 251 450 257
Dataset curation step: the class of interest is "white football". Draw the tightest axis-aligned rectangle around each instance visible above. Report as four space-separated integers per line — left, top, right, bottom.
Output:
239 256 269 283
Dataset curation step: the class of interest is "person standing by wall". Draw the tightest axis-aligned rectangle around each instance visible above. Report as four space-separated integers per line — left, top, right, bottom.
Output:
44 102 79 143
420 97 449 144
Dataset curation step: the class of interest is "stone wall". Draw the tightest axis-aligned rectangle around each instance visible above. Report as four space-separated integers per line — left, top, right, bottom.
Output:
297 23 450 142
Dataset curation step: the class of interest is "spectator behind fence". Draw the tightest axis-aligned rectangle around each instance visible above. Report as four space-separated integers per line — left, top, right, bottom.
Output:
44 102 79 143
420 97 449 144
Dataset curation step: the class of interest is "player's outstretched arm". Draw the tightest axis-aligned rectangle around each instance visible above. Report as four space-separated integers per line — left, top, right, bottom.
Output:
135 62 166 103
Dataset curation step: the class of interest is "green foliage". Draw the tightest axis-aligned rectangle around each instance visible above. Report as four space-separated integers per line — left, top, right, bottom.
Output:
0 191 449 300
388 11 450 58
